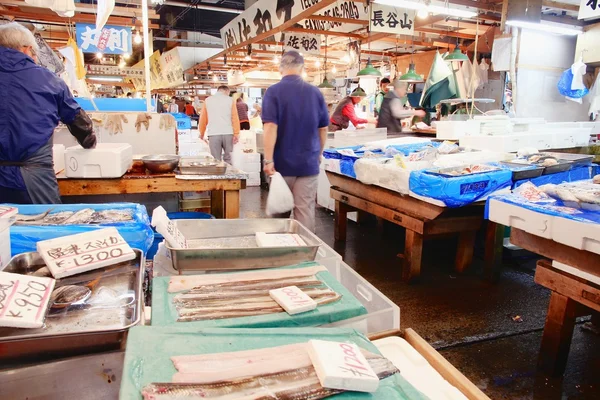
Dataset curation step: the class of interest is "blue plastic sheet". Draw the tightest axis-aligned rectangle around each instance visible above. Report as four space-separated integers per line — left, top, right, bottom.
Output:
75 98 155 112
557 69 589 99
410 168 513 207
6 203 154 256
485 193 600 225
513 165 592 188
169 112 192 130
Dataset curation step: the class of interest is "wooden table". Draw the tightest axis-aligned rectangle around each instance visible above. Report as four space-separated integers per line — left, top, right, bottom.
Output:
509 229 600 376
327 171 484 282
58 174 246 219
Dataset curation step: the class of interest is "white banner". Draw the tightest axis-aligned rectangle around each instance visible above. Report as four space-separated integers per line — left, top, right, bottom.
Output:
283 32 320 55
578 0 600 20
86 64 144 77
369 3 415 35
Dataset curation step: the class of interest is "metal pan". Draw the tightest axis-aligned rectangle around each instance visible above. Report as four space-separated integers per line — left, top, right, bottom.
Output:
166 219 322 272
0 250 144 363
499 162 545 181
541 152 594 167
176 165 227 175
542 160 573 175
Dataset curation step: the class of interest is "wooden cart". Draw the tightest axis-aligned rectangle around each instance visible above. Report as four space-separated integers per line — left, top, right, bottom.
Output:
327 171 484 282
57 173 246 219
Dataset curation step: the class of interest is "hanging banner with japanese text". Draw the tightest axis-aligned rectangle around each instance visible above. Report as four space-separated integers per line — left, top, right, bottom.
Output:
86 64 144 78
578 0 600 19
76 23 131 55
220 0 369 50
283 32 320 55
369 4 415 35
129 48 185 91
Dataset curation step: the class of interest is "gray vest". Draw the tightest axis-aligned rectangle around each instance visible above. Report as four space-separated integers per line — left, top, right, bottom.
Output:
376 92 402 133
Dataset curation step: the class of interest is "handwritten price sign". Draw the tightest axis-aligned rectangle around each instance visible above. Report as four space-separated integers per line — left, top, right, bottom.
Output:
269 285 317 315
37 227 136 279
0 271 55 328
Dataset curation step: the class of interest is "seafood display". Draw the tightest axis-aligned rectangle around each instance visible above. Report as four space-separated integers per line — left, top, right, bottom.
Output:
540 180 600 210
169 266 341 322
14 208 134 225
141 343 400 400
430 164 499 177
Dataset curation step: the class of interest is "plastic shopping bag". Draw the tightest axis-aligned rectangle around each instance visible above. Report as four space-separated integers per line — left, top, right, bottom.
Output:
266 172 294 216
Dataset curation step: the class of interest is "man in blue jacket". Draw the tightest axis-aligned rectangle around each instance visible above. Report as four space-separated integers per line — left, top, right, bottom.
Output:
0 22 96 204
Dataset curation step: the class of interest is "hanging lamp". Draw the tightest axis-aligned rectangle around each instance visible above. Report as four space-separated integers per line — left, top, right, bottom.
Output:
399 38 424 83
350 86 367 97
318 35 335 88
356 25 382 78
444 18 468 61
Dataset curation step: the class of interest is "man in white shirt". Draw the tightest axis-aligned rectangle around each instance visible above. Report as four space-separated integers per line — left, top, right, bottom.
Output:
199 86 240 163
167 98 179 113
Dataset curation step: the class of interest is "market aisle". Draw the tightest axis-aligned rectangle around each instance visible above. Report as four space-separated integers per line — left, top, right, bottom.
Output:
240 187 600 399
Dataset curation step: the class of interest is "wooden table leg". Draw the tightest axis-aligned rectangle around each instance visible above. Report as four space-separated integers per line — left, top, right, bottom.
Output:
334 200 349 242
403 230 423 283
484 221 504 282
210 190 224 219
538 291 578 376
455 230 476 273
224 190 240 219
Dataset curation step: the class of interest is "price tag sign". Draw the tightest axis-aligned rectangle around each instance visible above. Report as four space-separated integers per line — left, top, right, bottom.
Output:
151 206 187 249
269 286 317 315
307 340 379 393
0 206 18 219
0 271 56 328
37 227 136 279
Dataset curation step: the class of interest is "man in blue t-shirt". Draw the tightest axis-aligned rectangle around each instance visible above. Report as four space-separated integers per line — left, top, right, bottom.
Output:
262 51 329 232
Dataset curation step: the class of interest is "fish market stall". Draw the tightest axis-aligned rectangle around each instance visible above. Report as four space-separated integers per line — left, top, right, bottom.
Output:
485 178 600 376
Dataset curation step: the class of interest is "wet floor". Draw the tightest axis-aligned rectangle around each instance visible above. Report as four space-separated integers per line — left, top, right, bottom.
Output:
241 187 600 399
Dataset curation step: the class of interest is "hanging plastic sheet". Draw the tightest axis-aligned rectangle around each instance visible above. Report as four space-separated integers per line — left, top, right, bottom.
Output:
7 203 154 256
558 68 589 103
410 168 513 207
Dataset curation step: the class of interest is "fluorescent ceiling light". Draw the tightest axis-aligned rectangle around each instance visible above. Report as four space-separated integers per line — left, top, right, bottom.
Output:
374 0 477 18
506 20 582 36
87 76 124 82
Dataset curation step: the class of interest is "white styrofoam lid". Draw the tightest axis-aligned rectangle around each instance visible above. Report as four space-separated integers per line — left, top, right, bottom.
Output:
66 143 132 151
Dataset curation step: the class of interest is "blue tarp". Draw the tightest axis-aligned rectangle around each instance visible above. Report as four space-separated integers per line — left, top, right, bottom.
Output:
485 191 600 225
6 202 154 255
410 168 513 208
75 98 155 112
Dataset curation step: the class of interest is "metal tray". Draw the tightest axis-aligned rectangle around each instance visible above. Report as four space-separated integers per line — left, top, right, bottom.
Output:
177 157 227 175
499 162 545 181
542 160 573 175
0 250 144 362
166 219 322 272
541 152 594 166
426 164 500 178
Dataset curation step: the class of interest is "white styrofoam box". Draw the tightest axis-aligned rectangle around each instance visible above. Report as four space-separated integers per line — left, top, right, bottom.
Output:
322 261 400 334
64 143 132 178
460 134 531 153
487 198 553 239
237 162 261 173
552 261 600 286
52 144 65 174
435 120 481 140
0 212 13 268
511 118 546 132
527 133 553 150
552 216 600 255
233 152 261 164
246 171 261 187
374 337 468 400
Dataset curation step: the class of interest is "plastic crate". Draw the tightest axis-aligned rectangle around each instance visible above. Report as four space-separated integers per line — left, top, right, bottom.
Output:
321 261 400 334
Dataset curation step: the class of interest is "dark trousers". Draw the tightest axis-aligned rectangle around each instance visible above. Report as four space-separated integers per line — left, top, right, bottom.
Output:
0 186 32 204
240 121 250 130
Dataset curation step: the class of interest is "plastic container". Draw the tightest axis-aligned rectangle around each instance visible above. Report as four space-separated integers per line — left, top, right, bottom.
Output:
64 143 133 178
321 261 400 334
147 212 214 259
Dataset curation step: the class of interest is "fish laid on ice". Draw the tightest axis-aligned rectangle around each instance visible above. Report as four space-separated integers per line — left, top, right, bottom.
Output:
62 208 96 224
14 209 52 225
42 211 74 225
142 346 398 400
168 265 328 293
90 210 133 224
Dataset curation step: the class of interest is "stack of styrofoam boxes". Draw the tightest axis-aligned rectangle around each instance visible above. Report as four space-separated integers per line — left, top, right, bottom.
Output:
64 143 133 178
0 206 17 268
232 151 261 186
52 144 65 174
435 120 481 140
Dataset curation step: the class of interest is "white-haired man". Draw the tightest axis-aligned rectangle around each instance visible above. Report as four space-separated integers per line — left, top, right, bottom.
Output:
262 51 329 232
0 22 96 204
199 85 240 163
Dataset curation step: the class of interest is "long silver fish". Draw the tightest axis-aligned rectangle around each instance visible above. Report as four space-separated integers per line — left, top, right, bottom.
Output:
62 208 96 224
141 353 399 400
14 209 52 225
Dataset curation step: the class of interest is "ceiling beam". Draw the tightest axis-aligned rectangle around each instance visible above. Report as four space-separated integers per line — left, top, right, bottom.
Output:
541 0 580 12
541 14 585 26
415 15 448 29
416 28 477 40
285 27 365 39
185 0 343 73
2 0 159 19
303 15 369 26
447 0 498 12
0 8 159 29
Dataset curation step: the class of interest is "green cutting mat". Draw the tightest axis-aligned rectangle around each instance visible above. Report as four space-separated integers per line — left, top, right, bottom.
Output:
151 262 368 328
120 326 430 400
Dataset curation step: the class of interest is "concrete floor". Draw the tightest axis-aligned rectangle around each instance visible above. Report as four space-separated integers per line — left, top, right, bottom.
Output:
241 187 600 399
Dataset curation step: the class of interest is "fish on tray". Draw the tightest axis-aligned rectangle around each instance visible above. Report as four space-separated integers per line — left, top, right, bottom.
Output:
169 266 341 322
14 208 133 225
141 343 400 399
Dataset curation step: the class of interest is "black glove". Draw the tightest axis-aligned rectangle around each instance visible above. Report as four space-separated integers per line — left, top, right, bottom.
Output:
67 109 96 148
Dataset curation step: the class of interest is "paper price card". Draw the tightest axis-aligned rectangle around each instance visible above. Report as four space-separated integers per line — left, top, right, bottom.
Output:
0 271 56 328
37 227 136 279
269 286 317 315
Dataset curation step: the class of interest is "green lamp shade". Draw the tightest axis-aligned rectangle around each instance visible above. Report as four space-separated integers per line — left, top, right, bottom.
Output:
444 48 468 61
398 63 424 83
350 87 367 97
356 58 382 78
318 78 335 89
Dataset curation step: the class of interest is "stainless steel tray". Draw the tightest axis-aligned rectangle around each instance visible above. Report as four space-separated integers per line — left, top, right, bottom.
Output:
499 162 545 180
166 219 322 272
541 152 594 166
541 160 573 175
0 250 144 362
